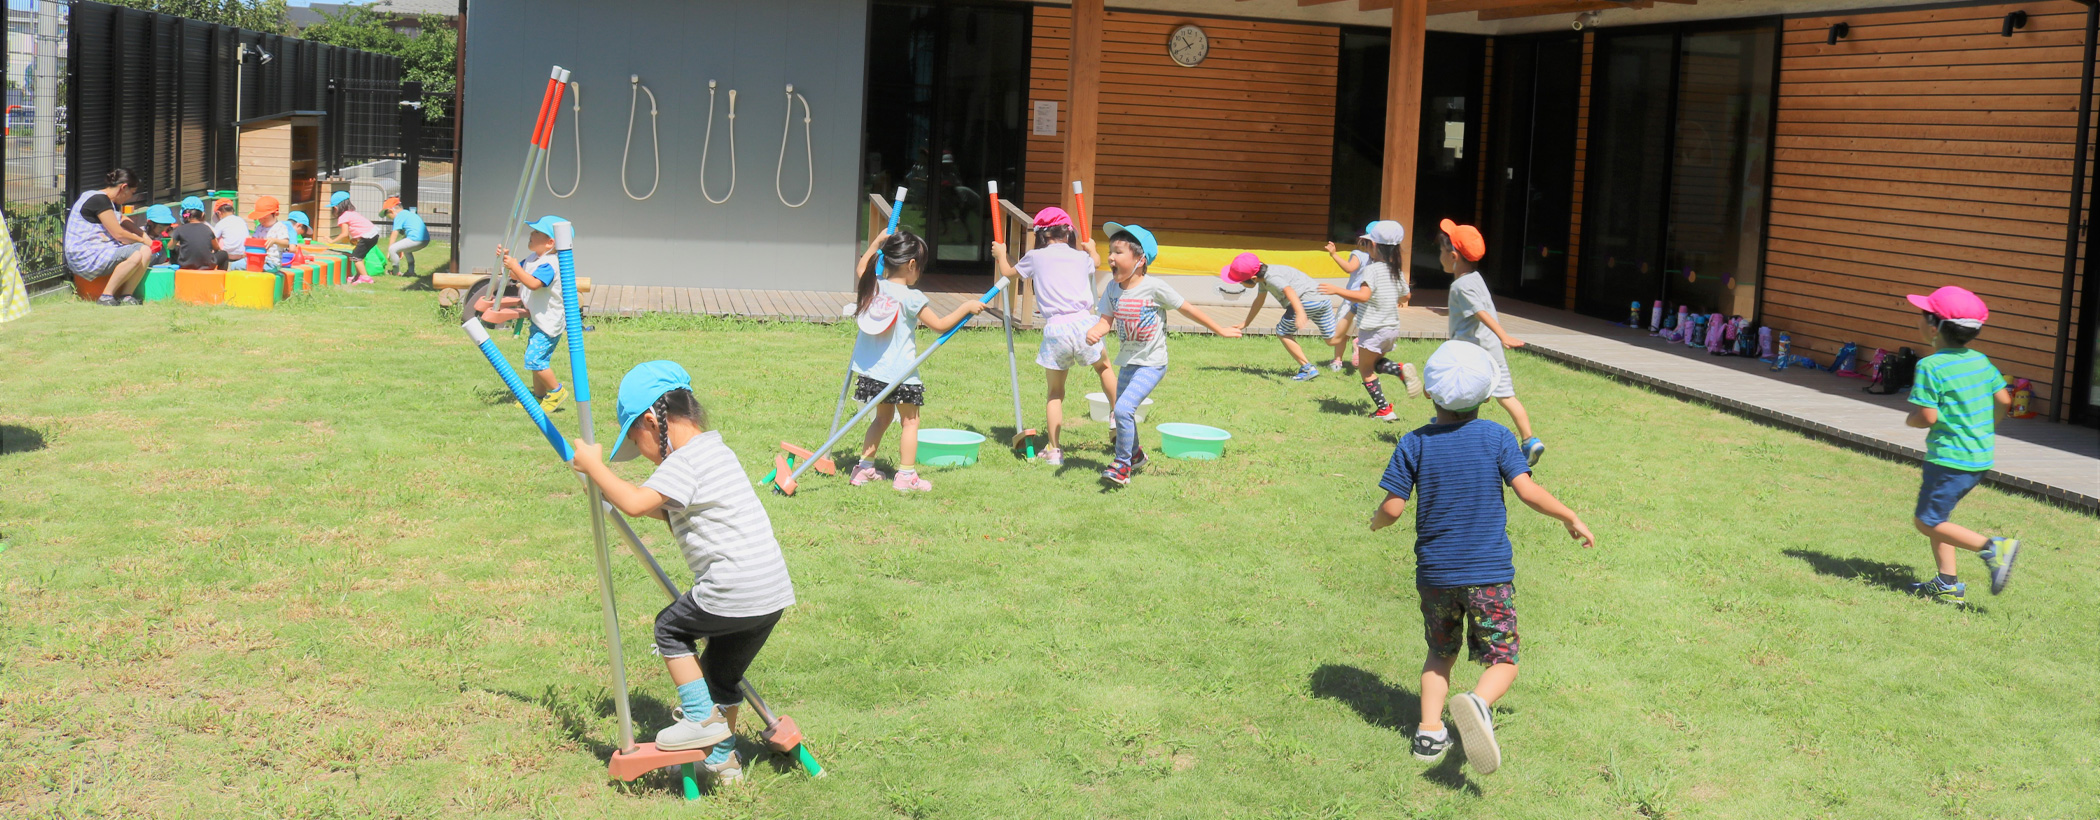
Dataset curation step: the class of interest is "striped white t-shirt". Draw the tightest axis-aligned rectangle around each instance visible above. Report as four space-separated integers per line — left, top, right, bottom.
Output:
642 431 796 617
1356 262 1404 331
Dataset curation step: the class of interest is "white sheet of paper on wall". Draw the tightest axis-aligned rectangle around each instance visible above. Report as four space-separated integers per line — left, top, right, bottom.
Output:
1033 101 1058 136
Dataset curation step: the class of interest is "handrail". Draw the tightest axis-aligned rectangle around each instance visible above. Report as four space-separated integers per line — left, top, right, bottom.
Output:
997 197 1037 329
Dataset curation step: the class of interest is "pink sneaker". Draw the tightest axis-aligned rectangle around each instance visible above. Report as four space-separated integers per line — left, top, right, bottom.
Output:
849 463 886 486
349 274 376 285
892 470 932 492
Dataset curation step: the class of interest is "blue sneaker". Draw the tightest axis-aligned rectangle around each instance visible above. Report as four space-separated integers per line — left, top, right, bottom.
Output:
1910 579 1967 608
1981 538 2021 595
1522 437 1546 466
1292 363 1321 381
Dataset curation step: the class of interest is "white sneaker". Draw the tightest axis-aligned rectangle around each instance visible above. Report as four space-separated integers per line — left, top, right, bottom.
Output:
1449 692 1501 774
655 707 732 751
702 742 744 784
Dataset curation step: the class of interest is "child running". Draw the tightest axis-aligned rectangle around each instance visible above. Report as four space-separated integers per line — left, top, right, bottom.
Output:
991 206 1115 466
1901 286 2023 606
849 229 989 492
1370 340 1593 776
570 361 795 784
326 191 381 283
1086 222 1241 486
1221 252 1349 381
1440 220 1545 465
495 215 569 416
1322 229 1372 371
1321 220 1420 420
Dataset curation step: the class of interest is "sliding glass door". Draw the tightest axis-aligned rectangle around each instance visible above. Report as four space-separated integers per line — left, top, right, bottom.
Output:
1483 32 1584 307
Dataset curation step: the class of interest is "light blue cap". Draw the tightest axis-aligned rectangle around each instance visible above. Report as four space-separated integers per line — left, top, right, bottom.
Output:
179 196 206 213
329 190 352 208
285 211 311 228
524 214 567 237
144 204 176 224
1101 222 1158 265
611 361 693 462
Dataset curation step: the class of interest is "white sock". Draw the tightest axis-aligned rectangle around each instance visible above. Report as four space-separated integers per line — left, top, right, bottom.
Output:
1419 727 1449 740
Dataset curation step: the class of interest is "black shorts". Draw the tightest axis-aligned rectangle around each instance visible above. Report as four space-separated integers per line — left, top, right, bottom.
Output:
349 235 379 262
653 593 783 707
854 374 926 406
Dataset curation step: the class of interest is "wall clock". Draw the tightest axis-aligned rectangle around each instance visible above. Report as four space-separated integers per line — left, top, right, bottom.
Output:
1168 24 1208 67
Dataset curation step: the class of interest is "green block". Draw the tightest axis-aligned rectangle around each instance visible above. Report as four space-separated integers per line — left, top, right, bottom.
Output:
139 267 177 303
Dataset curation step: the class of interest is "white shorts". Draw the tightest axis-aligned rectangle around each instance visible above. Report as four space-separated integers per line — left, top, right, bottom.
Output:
1037 318 1103 371
1484 343 1516 399
1356 325 1403 355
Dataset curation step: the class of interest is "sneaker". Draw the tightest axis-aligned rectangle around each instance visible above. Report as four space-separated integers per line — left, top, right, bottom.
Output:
1400 362 1424 398
1412 730 1453 762
97 294 119 307
1981 538 2021 595
892 469 932 492
1128 448 1150 472
1370 404 1398 422
1449 692 1501 774
702 741 744 784
1910 579 1967 607
1043 447 1064 466
1327 359 1346 372
1522 437 1546 467
118 295 143 306
849 462 886 486
538 384 567 416
1101 461 1133 486
1292 363 1321 382
349 274 375 285
654 707 732 752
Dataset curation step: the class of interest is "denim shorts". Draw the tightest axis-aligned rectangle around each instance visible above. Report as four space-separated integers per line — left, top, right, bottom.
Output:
1915 462 1986 527
523 325 561 372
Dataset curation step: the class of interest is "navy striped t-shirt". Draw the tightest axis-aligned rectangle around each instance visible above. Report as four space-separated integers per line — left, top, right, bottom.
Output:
1379 419 1533 588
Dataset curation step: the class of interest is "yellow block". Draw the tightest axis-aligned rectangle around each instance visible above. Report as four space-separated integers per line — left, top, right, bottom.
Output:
1084 228 1349 279
225 270 279 309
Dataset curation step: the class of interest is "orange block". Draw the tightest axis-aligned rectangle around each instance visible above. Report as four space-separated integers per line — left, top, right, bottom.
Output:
72 274 110 301
173 270 226 305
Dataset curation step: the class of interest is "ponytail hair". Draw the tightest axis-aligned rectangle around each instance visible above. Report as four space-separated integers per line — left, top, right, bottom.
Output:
856 229 930 315
1373 243 1403 281
104 167 141 190
1034 224 1077 249
649 387 709 459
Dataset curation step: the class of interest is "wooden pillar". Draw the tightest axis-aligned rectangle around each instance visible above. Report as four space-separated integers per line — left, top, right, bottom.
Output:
1063 0 1104 233
1381 0 1428 262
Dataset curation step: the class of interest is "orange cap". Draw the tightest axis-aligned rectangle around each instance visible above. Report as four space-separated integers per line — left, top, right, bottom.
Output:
382 195 401 212
249 195 280 220
214 197 236 213
1439 219 1485 262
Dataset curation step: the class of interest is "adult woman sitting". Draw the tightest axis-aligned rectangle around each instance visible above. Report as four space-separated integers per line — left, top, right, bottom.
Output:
63 168 154 306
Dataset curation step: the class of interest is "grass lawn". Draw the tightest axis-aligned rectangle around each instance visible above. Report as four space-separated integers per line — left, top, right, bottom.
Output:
1 276 2094 819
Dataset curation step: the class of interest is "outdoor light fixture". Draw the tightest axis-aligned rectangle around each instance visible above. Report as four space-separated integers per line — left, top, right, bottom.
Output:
1827 22 1849 45
2003 10 2027 37
1571 9 1602 30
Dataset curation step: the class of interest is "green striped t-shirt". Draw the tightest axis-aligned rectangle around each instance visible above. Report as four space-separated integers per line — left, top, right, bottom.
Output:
1908 348 2003 471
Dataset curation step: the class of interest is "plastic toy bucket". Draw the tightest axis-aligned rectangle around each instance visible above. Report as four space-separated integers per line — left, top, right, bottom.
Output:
916 429 986 467
1087 393 1153 424
1156 423 1231 460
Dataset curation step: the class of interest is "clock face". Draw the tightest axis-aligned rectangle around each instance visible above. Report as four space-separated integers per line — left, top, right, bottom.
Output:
1168 24 1208 67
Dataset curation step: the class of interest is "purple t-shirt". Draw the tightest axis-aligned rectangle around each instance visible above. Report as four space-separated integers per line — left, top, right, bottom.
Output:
1016 244 1098 325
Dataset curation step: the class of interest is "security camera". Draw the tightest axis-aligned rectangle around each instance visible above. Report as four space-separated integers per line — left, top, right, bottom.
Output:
1571 10 1601 30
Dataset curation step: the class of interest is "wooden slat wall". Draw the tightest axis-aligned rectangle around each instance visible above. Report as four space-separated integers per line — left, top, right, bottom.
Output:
1768 2 2091 398
1563 32 1594 310
1026 8 1338 239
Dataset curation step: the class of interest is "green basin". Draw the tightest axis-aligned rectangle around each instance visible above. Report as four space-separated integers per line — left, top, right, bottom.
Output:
1156 423 1231 460
917 428 986 467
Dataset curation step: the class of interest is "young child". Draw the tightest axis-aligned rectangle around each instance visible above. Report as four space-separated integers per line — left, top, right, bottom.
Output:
382 196 432 277
1440 220 1544 465
1086 222 1242 486
1222 252 1349 381
143 204 177 265
212 198 250 270
1323 230 1372 371
326 191 381 283
260 206 308 272
1321 220 1420 420
171 197 221 270
495 215 569 416
991 206 1115 466
848 229 988 492
1901 286 2023 606
569 361 796 784
1370 340 1593 776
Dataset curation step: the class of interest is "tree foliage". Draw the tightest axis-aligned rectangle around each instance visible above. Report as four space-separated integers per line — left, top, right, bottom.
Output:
300 6 457 95
96 0 289 34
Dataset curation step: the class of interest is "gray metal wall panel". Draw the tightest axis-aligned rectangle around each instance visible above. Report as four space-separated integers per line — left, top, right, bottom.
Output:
461 0 870 291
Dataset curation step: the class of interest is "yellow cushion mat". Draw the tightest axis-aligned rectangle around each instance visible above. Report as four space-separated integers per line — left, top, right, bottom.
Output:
1084 229 1351 280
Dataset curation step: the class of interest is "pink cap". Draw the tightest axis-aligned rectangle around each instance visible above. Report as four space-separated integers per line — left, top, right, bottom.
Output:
1219 252 1262 284
1032 207 1073 228
1904 286 1989 329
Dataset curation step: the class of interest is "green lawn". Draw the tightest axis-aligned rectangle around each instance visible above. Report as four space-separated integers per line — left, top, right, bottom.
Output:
1 277 2094 819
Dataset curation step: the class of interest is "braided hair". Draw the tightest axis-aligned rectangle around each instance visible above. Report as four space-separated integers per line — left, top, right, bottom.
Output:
647 387 710 459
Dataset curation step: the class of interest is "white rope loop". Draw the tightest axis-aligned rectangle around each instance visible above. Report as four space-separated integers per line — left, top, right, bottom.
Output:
776 84 814 208
547 80 582 198
621 75 660 201
701 80 737 205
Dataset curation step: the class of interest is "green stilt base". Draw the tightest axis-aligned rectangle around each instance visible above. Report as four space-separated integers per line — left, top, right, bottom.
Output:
682 762 701 800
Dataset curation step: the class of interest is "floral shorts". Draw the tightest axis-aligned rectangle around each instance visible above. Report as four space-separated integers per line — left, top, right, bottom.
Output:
1418 582 1519 665
523 325 561 372
854 374 925 406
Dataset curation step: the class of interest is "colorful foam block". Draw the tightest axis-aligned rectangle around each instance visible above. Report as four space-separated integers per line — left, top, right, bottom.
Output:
139 267 177 303
72 273 110 301
225 271 279 309
173 270 226 305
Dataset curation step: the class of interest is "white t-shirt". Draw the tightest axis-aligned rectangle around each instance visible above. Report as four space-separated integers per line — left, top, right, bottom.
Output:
851 279 933 385
518 253 565 334
1097 274 1185 368
642 431 796 618
213 215 251 249
1016 243 1097 326
1356 262 1403 331
1447 271 1500 349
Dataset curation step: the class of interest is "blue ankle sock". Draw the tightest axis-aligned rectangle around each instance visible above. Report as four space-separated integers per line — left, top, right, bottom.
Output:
1937 573 1960 588
705 737 735 765
677 679 715 721
1979 539 2000 559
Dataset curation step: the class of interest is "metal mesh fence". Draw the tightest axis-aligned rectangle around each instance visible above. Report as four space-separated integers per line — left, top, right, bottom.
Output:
5 0 71 287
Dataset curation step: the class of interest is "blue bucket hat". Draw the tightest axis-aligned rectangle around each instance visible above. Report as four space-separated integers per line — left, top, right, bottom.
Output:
329 190 352 208
1101 221 1158 265
145 204 176 225
611 360 693 462
524 214 568 238
285 211 311 228
179 195 205 213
